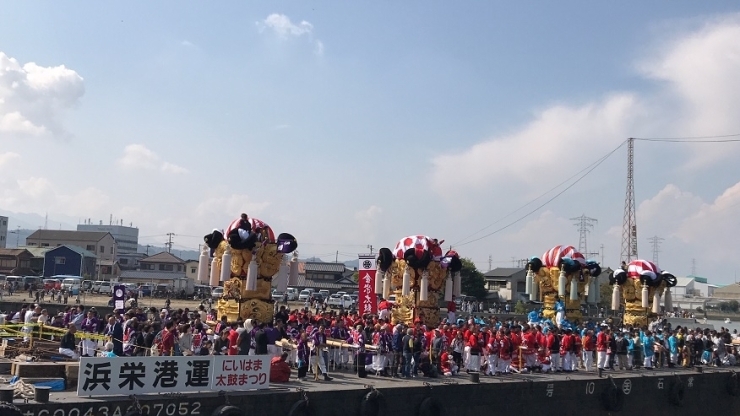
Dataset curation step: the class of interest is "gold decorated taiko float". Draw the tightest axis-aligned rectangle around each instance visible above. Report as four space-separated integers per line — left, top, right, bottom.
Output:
199 215 297 323
375 236 462 328
608 259 676 327
527 245 602 325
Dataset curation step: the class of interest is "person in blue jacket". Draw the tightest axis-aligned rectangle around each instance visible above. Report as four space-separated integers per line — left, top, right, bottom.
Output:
626 332 636 370
554 296 566 327
641 330 655 369
667 330 679 368
527 309 540 325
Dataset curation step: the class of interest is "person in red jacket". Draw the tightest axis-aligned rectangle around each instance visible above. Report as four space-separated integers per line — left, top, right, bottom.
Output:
498 329 512 374
270 353 291 382
596 327 609 370
510 326 522 373
521 325 538 373
582 330 595 371
560 328 574 372
546 328 561 372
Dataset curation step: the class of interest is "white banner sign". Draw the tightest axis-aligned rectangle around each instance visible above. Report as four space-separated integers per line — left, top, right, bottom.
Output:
78 355 271 396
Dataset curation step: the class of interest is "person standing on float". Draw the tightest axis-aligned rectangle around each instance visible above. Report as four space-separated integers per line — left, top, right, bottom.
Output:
641 330 655 369
554 296 566 328
596 326 609 370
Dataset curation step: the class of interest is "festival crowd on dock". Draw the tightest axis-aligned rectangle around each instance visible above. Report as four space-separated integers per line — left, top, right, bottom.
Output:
6 300 740 383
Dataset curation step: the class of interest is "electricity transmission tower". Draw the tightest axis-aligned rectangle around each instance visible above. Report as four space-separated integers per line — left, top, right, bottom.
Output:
571 214 598 255
647 235 664 265
621 138 638 262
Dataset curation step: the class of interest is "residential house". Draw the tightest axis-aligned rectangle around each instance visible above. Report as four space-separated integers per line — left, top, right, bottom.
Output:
0 248 33 276
25 230 117 262
119 270 187 285
19 246 52 276
483 267 527 302
139 252 186 273
272 261 357 292
185 259 199 281
43 245 97 278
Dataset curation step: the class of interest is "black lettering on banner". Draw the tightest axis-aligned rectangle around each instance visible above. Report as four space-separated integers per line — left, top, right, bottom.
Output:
83 362 112 392
118 362 147 390
185 360 210 387
153 360 179 388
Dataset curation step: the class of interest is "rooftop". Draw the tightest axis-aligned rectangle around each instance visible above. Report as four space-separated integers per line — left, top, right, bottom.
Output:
17 246 52 258
139 252 185 264
47 244 98 258
0 248 31 257
26 230 112 242
120 270 187 280
304 262 346 274
484 267 526 279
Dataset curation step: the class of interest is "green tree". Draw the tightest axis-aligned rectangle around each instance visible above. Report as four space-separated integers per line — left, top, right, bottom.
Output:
460 258 487 301
351 271 359 283
514 300 527 314
730 300 739 313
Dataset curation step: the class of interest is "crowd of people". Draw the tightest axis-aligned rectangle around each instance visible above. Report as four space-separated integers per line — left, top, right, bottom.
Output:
5 300 740 383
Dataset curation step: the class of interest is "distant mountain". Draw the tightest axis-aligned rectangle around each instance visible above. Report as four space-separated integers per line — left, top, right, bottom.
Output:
3 228 34 248
0 209 77 231
344 259 359 270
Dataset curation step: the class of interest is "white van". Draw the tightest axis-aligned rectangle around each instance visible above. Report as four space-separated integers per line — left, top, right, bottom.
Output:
286 287 299 301
98 281 112 295
57 276 82 295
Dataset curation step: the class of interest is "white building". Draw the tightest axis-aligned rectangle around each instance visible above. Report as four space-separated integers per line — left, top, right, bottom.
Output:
77 221 139 254
671 275 715 299
0 216 7 249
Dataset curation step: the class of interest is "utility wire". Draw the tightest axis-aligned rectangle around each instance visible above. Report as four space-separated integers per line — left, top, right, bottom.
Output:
451 144 625 246
453 140 626 248
632 133 740 142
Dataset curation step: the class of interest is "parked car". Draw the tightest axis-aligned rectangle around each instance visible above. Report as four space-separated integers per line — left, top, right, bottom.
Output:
98 281 112 295
272 291 285 302
328 294 353 309
349 294 358 305
212 287 223 299
286 287 299 301
298 290 311 302
312 293 325 303
92 281 104 293
318 289 330 299
43 278 61 291
139 284 153 297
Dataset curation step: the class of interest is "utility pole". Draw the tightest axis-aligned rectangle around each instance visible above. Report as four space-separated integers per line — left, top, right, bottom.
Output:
9 226 21 247
571 214 598 255
146 245 151 256
165 233 175 253
691 258 696 276
367 245 374 254
647 235 664 265
621 138 638 263
488 255 492 272
335 251 339 262
600 244 605 265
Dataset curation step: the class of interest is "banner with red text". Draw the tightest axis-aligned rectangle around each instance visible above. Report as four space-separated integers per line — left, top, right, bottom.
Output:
358 254 377 315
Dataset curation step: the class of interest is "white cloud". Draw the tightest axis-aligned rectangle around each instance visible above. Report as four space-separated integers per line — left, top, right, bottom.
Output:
117 144 187 174
0 152 20 169
0 52 84 138
0 175 110 218
160 162 188 174
257 13 324 55
431 93 643 197
195 194 270 220
314 41 325 56
355 205 383 223
260 14 314 37
434 15 740 200
181 40 196 47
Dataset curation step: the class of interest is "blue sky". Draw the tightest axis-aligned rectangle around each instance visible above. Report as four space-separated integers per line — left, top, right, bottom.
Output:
2 3 740 284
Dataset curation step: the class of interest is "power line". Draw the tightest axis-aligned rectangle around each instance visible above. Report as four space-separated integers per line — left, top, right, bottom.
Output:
452 143 625 246
632 133 740 142
453 141 626 248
